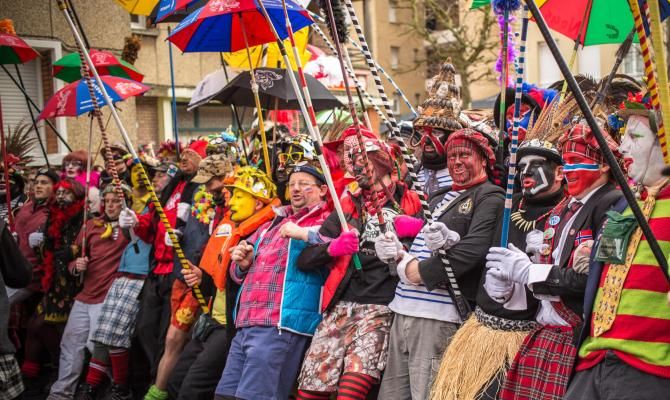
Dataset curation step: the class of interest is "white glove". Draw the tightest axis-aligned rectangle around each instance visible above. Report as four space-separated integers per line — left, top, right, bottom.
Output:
28 232 44 248
374 232 404 263
486 243 533 284
177 202 191 223
421 222 461 251
483 269 514 303
118 209 139 229
164 229 182 247
525 229 546 254
572 240 594 274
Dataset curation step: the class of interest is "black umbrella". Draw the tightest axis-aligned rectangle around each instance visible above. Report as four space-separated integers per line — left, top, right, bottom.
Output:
148 0 208 24
208 68 343 111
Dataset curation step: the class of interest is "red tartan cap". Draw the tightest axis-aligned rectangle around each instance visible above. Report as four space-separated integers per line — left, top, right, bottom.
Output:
558 123 622 165
445 128 496 170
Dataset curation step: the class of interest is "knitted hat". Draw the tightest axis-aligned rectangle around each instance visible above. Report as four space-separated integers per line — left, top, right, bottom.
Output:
445 128 496 170
558 121 622 167
340 125 394 176
225 166 276 203
413 58 464 132
183 139 208 159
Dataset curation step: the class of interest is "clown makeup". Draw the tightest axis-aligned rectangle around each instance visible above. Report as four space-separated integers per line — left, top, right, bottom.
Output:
518 155 555 198
33 175 55 202
562 153 607 198
63 160 83 178
418 127 449 170
505 103 532 141
55 187 76 207
447 145 487 188
619 115 665 187
352 152 374 190
229 188 258 222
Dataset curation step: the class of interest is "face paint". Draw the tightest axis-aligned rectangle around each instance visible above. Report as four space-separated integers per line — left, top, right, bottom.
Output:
288 172 323 212
447 145 486 187
229 188 257 222
418 127 449 170
518 154 554 198
562 153 603 197
55 188 76 207
619 115 665 186
64 160 82 178
352 153 374 190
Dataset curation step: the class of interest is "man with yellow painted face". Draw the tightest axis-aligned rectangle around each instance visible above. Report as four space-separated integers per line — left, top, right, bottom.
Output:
166 164 279 400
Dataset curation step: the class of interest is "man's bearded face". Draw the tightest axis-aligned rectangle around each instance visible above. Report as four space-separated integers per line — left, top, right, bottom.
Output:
418 127 449 169
447 145 486 187
56 187 76 207
562 152 604 197
518 155 555 199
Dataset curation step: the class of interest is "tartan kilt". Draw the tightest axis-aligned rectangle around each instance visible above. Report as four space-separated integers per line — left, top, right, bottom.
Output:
91 276 145 349
499 325 577 400
0 353 24 400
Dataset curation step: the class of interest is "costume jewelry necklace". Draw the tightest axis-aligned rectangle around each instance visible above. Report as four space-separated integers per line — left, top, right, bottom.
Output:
510 198 565 233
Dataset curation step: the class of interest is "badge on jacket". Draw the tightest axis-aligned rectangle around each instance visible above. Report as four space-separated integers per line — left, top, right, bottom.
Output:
458 198 473 215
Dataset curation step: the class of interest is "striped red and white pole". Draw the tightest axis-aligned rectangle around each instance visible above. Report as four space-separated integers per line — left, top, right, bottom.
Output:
310 23 393 131
500 5 529 247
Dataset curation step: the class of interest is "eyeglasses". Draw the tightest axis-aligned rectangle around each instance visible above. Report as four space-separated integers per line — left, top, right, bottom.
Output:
64 160 83 168
278 151 304 164
287 180 319 189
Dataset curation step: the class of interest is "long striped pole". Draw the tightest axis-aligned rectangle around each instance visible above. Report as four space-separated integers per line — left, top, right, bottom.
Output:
310 23 393 131
308 10 417 119
329 0 471 319
642 0 670 165
628 0 670 164
57 0 210 313
257 0 363 269
497 8 511 163
501 5 529 247
341 0 403 139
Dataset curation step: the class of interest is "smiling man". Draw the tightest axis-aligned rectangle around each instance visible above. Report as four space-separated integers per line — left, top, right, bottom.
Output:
488 122 623 400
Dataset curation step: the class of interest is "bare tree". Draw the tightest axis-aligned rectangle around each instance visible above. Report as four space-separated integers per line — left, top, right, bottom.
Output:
398 0 499 106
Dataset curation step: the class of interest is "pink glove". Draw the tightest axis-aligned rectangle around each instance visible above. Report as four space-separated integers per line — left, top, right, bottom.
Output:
393 215 424 239
327 230 360 257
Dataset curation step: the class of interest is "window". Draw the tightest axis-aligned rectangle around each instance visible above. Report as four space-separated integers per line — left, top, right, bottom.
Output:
391 46 400 70
578 45 601 78
0 39 67 161
130 14 147 30
393 94 401 114
538 42 561 86
622 44 644 79
389 0 398 23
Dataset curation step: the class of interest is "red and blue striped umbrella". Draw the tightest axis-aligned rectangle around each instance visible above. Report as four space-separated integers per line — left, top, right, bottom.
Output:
167 0 312 53
38 76 150 120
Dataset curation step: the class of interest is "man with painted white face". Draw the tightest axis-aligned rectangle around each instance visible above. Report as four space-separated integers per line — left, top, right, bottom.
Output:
564 98 670 399
488 121 623 400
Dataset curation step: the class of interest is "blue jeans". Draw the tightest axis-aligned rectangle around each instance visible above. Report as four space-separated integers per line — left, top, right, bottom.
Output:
216 326 310 400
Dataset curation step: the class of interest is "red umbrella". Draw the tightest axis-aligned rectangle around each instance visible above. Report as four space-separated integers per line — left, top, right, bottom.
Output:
53 49 144 83
0 33 39 64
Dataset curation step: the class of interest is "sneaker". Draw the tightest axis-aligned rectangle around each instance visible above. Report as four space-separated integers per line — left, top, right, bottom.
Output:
109 384 132 400
74 383 97 400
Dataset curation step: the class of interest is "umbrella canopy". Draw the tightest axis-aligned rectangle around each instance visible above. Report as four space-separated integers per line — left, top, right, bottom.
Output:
53 49 144 83
38 76 150 120
0 33 39 64
114 0 159 15
192 67 342 111
223 26 311 71
167 0 313 53
153 0 205 23
537 0 636 45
